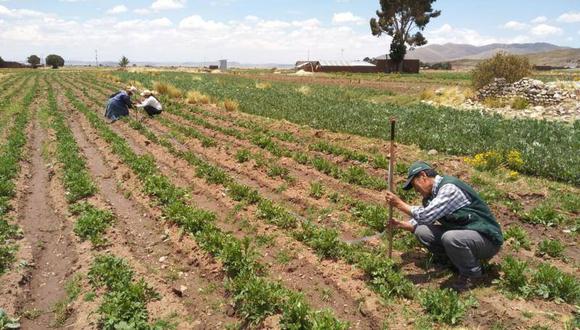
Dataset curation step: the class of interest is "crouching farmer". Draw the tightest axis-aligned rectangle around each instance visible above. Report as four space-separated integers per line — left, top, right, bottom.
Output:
105 86 137 122
385 161 503 291
136 90 163 117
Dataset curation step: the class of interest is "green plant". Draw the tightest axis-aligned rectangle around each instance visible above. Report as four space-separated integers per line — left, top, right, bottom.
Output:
227 183 261 204
358 253 414 299
419 288 476 325
309 182 325 199
268 165 290 180
228 276 285 326
235 149 252 163
536 239 565 258
293 222 343 260
71 202 115 246
499 256 530 296
256 200 297 229
504 226 531 251
0 308 20 329
522 204 566 227
531 263 579 304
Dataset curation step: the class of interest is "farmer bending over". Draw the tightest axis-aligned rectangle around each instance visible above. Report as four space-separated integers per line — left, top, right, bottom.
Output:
105 86 137 122
385 161 503 291
136 90 163 117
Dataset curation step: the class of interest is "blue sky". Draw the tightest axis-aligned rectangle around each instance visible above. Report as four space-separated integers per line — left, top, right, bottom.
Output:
1 0 579 63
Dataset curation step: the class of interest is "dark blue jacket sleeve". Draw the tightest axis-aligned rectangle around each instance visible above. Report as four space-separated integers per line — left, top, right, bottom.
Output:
121 94 132 108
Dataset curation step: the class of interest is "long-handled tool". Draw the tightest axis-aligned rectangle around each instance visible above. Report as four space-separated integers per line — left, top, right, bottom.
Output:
343 118 397 246
386 118 396 258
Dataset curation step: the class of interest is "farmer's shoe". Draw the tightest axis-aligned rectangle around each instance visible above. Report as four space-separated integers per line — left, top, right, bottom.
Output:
450 274 481 292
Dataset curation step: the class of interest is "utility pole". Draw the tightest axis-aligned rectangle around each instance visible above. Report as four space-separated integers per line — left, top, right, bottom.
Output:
341 48 344 59
95 49 99 67
307 49 310 61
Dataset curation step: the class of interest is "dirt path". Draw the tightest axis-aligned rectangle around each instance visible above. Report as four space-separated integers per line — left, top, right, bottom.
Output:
18 87 78 329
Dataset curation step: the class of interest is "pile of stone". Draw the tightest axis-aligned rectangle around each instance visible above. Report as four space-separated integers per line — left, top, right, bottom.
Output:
476 77 578 106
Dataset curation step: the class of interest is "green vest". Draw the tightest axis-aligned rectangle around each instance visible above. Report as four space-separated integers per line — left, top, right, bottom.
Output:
423 176 504 246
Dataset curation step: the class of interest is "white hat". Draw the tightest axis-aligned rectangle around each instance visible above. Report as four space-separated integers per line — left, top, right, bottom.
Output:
140 89 154 97
127 86 138 93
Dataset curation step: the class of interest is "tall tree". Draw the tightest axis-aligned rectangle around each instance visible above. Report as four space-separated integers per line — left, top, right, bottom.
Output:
46 54 65 69
27 55 41 68
370 0 440 72
119 56 129 68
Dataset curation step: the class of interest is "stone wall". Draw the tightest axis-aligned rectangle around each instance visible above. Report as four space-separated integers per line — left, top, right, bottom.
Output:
476 78 578 106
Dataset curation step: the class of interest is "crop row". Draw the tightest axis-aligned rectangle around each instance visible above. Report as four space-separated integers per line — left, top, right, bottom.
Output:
67 76 486 326
91 74 576 234
44 78 162 328
59 79 350 328
0 75 37 275
85 74 580 310
68 76 415 237
113 71 580 184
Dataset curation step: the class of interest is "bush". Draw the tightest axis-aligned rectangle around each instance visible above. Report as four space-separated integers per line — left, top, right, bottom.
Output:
472 52 531 89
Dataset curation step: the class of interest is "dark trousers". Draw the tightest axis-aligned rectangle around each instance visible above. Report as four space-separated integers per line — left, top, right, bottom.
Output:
143 105 162 117
414 224 500 276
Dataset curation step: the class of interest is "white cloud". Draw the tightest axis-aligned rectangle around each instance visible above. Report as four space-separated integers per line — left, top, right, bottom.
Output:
530 23 563 36
107 5 128 15
332 12 363 24
151 0 185 11
531 16 547 24
503 20 528 30
557 11 580 23
244 15 259 21
134 8 151 15
0 5 47 18
256 20 291 29
150 17 172 27
179 15 227 31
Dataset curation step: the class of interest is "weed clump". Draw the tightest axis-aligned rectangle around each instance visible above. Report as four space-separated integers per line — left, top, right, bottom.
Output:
224 99 239 111
186 90 210 104
153 81 182 98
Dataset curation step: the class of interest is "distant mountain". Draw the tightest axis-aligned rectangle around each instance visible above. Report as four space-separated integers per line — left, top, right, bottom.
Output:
447 48 580 69
404 42 570 63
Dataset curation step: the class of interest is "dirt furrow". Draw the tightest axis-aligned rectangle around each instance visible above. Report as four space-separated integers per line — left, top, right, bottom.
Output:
64 76 390 328
15 82 79 329
53 88 239 328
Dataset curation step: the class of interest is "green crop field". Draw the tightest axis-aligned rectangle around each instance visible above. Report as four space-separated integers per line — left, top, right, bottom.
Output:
0 68 577 329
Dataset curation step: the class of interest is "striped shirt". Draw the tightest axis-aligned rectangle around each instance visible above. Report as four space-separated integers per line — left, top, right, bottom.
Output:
408 175 471 228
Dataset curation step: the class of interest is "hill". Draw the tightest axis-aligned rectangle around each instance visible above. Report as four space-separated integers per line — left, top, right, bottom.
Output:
406 42 570 63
